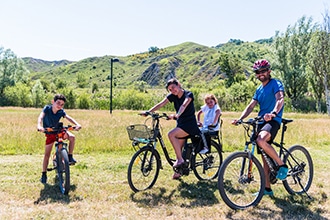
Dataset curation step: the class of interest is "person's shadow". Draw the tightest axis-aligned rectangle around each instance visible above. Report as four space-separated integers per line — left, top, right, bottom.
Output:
34 177 81 205
130 179 219 208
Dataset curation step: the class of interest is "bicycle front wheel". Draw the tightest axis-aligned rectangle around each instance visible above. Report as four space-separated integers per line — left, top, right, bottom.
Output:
192 140 222 180
56 148 70 195
282 145 313 195
127 147 160 192
218 152 265 210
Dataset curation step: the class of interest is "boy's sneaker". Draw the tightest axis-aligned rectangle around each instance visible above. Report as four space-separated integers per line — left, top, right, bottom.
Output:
199 147 209 154
40 174 47 184
276 165 288 180
68 155 77 165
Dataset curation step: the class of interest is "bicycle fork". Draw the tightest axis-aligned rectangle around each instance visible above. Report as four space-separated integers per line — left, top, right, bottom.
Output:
239 143 255 184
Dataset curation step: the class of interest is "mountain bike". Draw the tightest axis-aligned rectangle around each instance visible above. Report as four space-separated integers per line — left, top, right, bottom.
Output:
126 112 223 193
217 116 313 210
43 123 77 195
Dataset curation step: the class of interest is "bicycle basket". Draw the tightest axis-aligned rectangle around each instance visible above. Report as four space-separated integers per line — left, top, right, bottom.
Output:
126 124 153 140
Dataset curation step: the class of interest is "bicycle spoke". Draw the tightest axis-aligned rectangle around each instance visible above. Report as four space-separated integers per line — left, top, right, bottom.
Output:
218 152 265 210
128 147 160 192
283 145 313 195
192 140 222 180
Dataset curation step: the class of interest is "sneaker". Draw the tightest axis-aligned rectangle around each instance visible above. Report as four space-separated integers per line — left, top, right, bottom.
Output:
253 189 274 197
199 147 209 154
276 165 288 180
40 174 47 184
264 189 274 196
172 172 182 180
69 156 77 165
173 160 184 168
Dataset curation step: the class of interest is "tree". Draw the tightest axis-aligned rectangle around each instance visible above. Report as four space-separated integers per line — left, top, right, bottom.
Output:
217 52 245 88
0 47 28 105
274 16 316 110
307 10 330 114
148 46 159 53
32 80 46 108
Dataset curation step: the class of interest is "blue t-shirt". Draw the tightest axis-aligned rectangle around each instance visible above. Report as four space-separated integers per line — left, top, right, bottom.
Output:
42 105 66 128
253 78 284 125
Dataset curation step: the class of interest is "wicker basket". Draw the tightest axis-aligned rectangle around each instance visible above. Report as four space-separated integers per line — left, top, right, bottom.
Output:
126 124 153 140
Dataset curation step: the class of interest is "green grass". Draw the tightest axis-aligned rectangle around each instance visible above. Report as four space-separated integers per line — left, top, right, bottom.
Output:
0 107 329 219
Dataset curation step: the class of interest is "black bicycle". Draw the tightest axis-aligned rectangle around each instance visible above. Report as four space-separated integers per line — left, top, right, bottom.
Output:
126 112 223 192
217 116 313 210
43 123 77 195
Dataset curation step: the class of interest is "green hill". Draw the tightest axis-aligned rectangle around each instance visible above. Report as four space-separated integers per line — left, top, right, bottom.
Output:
22 40 272 89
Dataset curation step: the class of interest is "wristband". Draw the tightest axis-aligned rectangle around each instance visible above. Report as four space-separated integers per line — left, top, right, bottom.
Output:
271 111 278 116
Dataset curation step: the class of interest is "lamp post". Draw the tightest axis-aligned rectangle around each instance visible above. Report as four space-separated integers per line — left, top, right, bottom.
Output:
110 58 119 114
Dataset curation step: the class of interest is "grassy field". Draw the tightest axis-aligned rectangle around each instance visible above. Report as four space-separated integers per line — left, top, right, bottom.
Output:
0 107 329 219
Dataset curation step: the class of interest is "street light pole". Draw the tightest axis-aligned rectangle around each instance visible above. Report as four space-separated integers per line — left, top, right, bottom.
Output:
110 58 119 114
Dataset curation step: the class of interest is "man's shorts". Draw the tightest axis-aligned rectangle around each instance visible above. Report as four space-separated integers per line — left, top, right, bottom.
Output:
45 133 57 145
256 120 280 153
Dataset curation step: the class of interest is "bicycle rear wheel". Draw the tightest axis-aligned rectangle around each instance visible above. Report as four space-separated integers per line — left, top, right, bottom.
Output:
282 145 313 195
218 152 265 210
56 148 70 195
127 147 160 192
192 140 222 180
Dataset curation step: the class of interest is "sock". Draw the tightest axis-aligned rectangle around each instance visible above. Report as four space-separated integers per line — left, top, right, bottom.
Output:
68 154 73 159
277 164 288 170
265 187 272 192
42 171 47 176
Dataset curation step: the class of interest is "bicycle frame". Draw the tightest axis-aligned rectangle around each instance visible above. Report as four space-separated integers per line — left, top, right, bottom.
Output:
241 117 311 197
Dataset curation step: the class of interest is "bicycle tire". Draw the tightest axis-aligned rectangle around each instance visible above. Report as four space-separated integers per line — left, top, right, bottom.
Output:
282 145 313 195
127 146 161 192
218 152 265 210
57 148 70 195
192 140 222 180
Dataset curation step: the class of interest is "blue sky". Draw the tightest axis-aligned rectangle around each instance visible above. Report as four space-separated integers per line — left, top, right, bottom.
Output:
0 0 328 61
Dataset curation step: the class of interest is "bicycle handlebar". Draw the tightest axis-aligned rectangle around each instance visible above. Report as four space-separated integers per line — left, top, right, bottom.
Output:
38 125 78 133
139 111 170 120
235 116 264 126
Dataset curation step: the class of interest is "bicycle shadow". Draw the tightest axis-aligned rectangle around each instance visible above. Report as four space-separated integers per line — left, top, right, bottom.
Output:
130 187 177 207
271 195 327 219
130 180 219 208
177 180 219 207
224 194 327 220
34 182 82 205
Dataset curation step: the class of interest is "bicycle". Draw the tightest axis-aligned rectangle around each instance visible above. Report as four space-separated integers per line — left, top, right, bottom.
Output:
217 116 313 210
42 122 77 195
126 112 223 193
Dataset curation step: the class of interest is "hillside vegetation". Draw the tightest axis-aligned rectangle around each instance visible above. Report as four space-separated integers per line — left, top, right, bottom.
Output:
2 15 329 113
23 40 271 89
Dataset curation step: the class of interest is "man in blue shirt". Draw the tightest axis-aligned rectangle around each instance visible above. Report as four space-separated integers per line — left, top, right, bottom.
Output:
232 59 288 196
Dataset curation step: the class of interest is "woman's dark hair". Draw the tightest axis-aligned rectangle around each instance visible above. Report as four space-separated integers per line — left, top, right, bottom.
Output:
166 78 180 91
54 94 66 102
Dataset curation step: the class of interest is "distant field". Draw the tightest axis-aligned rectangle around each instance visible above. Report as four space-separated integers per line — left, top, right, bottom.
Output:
0 107 329 219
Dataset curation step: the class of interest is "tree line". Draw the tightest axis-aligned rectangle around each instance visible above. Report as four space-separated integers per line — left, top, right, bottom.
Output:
0 12 329 114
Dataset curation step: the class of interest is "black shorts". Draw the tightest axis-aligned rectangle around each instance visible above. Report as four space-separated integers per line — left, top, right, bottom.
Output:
256 120 280 153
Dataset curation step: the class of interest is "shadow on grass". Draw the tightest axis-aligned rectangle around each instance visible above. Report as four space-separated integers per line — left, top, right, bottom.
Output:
225 194 328 220
34 181 82 205
177 180 219 207
130 180 219 208
130 187 176 207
